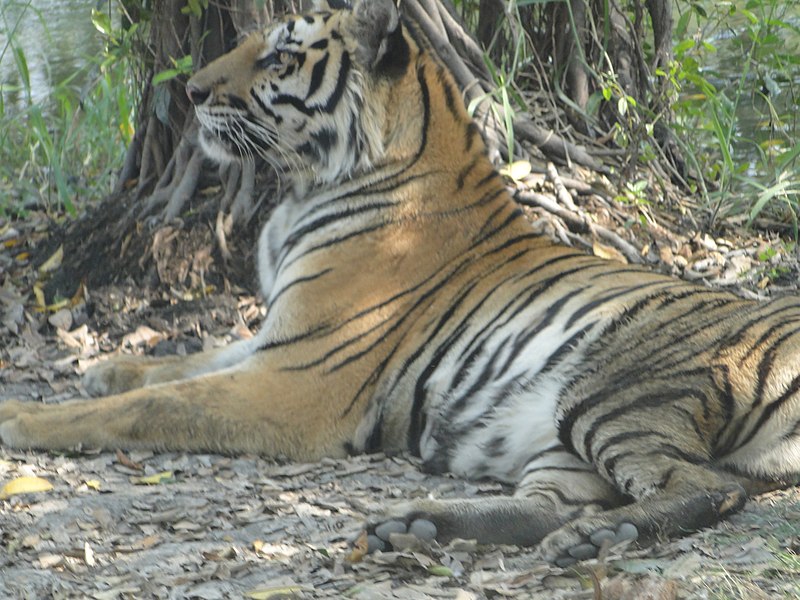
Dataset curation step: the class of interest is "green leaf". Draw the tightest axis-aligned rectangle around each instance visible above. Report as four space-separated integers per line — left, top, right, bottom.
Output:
152 68 181 86
427 565 454 577
91 9 114 37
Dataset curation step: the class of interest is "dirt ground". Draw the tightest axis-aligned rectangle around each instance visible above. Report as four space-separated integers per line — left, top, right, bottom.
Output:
2 183 800 599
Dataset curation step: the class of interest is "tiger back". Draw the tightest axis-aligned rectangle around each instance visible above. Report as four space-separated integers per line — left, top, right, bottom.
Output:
1 0 798 566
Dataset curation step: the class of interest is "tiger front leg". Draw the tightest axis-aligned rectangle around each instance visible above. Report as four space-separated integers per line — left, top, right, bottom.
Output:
0 358 358 460
365 454 622 553
537 479 747 566
364 496 568 553
83 336 262 396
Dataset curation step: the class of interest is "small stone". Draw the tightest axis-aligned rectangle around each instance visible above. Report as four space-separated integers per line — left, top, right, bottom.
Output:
408 518 437 542
48 308 73 331
589 528 616 547
555 555 577 568
367 535 386 553
374 519 407 541
568 543 599 560
613 522 638 544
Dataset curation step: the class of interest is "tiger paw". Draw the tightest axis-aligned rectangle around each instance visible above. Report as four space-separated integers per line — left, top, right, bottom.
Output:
541 520 639 567
363 517 439 553
83 357 148 396
0 401 42 448
0 399 38 424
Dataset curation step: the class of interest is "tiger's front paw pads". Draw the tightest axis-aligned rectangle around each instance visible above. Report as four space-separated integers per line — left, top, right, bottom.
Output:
365 517 438 553
550 521 638 567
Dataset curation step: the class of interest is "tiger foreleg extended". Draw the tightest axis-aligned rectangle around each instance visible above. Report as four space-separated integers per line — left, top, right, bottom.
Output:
0 350 359 460
82 336 264 396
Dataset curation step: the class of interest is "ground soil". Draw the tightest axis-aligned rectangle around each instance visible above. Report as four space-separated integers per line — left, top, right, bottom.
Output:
1 175 799 599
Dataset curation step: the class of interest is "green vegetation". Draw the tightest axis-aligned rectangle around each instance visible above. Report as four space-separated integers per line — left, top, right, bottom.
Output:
670 0 800 234
1 0 799 235
0 1 137 217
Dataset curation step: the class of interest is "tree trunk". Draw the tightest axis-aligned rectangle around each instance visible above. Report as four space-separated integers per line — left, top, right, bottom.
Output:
54 0 678 295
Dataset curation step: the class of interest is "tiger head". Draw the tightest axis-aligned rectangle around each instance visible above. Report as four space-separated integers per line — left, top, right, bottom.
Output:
186 0 418 184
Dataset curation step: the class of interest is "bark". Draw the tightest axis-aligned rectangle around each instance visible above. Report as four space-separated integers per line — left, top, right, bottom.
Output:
109 0 678 256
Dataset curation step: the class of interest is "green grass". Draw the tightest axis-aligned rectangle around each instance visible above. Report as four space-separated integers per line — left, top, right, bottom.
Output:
668 0 800 232
0 1 137 217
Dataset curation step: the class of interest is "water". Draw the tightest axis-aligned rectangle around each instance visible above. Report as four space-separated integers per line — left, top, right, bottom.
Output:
684 0 800 182
0 0 108 115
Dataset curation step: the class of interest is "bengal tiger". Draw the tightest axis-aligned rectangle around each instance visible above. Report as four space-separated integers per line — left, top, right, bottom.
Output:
1 0 798 566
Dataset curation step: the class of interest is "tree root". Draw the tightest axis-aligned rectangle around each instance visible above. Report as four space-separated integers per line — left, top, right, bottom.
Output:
516 189 643 264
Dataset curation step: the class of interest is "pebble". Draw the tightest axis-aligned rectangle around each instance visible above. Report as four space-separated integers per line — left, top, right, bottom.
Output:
613 522 638 544
366 535 386 553
374 519 407 541
568 542 598 560
408 518 437 542
588 528 616 547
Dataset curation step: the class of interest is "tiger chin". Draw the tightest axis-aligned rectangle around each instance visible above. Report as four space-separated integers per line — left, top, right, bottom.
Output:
1 0 799 566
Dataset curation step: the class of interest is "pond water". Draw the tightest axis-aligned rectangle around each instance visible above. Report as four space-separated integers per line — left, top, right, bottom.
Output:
683 0 800 183
0 0 108 115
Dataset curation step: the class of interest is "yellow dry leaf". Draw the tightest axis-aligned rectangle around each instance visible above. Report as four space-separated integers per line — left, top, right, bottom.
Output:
132 470 174 485
346 530 368 563
39 245 63 274
592 241 627 264
244 586 304 599
32 282 46 309
499 160 532 181
84 480 102 491
0 476 54 499
45 298 70 313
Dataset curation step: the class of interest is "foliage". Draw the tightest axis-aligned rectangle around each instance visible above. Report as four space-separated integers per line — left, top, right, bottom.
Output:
669 0 800 233
0 1 139 217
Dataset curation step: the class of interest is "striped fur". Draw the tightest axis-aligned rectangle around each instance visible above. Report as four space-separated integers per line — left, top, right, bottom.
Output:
1 0 798 562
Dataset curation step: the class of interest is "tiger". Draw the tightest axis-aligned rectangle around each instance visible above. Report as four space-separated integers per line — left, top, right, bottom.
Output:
1 0 799 567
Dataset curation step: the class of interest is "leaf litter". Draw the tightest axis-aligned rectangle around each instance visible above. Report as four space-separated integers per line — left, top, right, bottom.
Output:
1 214 800 598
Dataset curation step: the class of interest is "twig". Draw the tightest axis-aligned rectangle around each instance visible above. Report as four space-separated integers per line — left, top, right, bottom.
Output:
546 162 578 211
516 190 643 263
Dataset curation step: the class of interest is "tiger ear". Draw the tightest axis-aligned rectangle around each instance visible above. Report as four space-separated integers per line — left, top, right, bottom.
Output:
346 0 404 72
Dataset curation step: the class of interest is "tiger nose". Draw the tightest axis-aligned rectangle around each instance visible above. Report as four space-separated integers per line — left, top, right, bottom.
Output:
186 83 210 105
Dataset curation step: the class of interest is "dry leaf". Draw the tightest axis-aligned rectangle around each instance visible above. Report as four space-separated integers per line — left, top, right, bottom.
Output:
244 586 305 599
32 282 46 310
500 160 532 181
0 476 54 499
84 541 96 567
38 553 63 569
132 470 174 485
84 480 102 491
39 245 63 274
115 449 144 471
346 530 368 563
592 241 627 263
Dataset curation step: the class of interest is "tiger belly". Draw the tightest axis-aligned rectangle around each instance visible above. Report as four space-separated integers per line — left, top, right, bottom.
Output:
414 305 610 484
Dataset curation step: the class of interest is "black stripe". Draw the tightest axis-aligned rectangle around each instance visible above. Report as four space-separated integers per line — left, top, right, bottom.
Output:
738 372 800 448
268 268 332 306
249 89 281 122
323 51 350 112
306 52 329 99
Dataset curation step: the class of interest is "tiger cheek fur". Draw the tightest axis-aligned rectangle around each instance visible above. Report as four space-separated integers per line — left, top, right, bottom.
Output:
1 0 799 566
